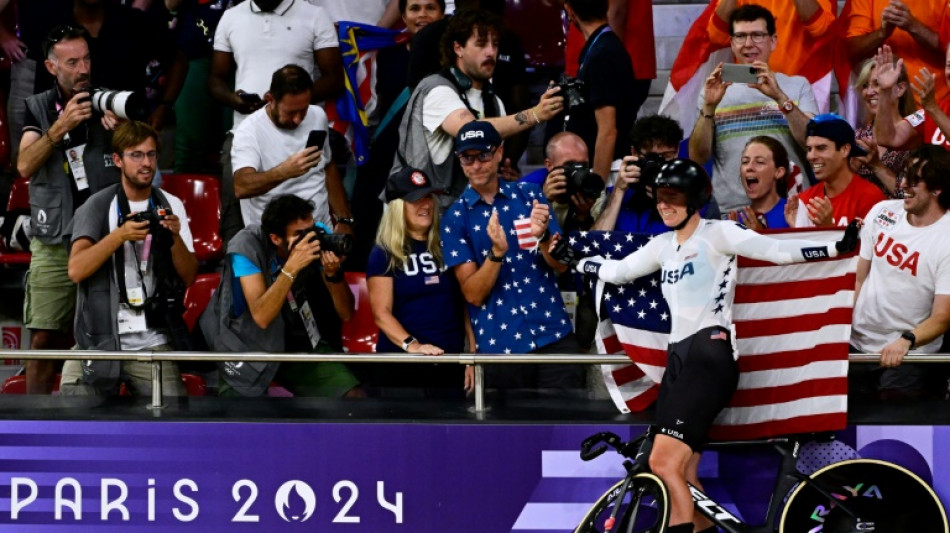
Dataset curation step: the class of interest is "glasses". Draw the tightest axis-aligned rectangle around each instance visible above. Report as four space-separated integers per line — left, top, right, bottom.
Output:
730 31 770 44
44 25 83 55
458 149 496 166
122 151 159 162
640 149 678 161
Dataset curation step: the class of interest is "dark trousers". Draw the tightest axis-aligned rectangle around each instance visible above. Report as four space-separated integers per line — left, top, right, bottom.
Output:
484 333 586 391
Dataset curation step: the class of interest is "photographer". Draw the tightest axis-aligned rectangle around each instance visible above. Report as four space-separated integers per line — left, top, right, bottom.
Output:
61 121 197 397
17 25 121 394
200 194 362 398
562 0 636 181
593 115 720 232
524 132 597 233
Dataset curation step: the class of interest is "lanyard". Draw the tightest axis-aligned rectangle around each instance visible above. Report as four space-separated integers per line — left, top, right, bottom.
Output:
577 26 611 79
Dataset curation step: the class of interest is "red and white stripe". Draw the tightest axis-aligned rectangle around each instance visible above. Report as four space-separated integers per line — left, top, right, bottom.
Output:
514 218 538 251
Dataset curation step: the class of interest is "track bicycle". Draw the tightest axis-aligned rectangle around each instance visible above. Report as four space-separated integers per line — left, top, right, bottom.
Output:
574 426 948 533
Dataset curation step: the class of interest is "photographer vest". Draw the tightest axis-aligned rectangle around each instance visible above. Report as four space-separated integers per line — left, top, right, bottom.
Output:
72 185 179 390
25 87 119 244
199 225 284 396
392 70 501 209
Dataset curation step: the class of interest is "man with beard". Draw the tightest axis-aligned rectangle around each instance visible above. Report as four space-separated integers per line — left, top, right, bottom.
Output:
17 25 121 394
61 121 197 396
851 144 950 400
230 65 352 236
210 0 345 243
392 8 564 208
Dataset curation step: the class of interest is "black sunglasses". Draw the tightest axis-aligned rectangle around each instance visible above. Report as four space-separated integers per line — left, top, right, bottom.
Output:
43 25 84 57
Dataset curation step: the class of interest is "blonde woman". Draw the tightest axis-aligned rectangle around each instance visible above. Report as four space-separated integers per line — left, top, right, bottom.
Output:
852 57 915 196
367 168 474 395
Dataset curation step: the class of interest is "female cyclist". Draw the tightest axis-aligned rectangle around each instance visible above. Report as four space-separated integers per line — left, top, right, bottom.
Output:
567 159 859 533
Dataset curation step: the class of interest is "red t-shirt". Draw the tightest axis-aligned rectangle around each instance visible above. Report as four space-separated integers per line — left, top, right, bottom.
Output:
798 174 887 227
904 100 950 149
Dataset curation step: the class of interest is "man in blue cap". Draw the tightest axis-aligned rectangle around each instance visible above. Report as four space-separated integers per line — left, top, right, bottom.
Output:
441 121 585 393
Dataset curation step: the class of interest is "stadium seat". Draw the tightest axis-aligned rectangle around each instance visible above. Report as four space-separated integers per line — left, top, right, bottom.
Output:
180 373 207 396
0 176 31 265
341 272 377 353
182 272 220 332
160 174 223 264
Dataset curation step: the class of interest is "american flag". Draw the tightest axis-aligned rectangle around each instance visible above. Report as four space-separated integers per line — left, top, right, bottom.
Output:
514 217 538 250
573 228 857 440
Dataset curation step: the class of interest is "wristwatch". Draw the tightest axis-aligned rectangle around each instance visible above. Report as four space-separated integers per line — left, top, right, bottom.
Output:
401 335 417 351
779 99 795 115
900 330 917 349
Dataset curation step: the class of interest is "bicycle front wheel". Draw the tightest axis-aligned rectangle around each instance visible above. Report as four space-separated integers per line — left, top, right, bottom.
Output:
574 473 670 533
780 458 948 533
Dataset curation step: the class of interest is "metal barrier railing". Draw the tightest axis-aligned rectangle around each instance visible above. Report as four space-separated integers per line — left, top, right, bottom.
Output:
3 350 949 413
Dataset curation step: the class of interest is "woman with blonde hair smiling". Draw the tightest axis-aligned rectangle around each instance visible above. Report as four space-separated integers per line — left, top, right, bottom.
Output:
366 168 473 395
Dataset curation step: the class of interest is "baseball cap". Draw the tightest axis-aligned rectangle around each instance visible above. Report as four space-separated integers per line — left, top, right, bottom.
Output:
805 113 868 157
385 167 442 203
455 121 502 154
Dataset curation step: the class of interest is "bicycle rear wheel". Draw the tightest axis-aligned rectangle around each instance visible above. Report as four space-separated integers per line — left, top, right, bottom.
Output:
574 473 670 533
780 458 948 533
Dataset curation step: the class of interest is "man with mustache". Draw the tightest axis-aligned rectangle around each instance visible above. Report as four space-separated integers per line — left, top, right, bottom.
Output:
392 8 564 208
17 25 121 394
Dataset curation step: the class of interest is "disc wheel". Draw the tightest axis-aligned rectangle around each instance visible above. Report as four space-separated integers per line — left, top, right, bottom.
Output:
575 473 670 533
780 459 948 533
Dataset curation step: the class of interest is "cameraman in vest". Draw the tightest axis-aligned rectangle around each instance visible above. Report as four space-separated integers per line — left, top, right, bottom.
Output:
17 25 121 394
61 121 197 397
392 8 564 207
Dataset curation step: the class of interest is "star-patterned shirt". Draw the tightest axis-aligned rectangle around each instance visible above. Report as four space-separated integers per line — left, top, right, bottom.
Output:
442 181 572 354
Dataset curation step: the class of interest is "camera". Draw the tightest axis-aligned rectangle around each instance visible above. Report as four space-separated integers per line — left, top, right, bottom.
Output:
556 74 586 110
79 88 147 120
294 224 354 256
120 208 168 234
626 153 666 191
556 162 604 203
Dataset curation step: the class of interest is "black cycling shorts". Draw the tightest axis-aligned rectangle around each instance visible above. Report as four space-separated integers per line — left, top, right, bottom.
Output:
655 326 739 451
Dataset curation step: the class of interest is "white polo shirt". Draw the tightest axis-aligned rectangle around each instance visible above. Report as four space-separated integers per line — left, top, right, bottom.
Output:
231 105 333 228
214 0 338 130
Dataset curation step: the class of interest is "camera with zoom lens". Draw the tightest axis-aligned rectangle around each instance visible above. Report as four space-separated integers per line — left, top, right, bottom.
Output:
556 74 586 110
626 153 666 192
556 162 605 203
77 88 147 120
294 224 354 256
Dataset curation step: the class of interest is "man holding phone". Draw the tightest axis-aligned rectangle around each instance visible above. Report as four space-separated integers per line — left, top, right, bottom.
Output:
689 4 818 212
231 65 353 238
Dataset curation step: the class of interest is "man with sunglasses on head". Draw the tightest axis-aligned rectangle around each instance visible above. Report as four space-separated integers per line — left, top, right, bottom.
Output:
441 121 585 392
60 121 197 397
689 4 819 213
850 144 950 401
16 25 121 394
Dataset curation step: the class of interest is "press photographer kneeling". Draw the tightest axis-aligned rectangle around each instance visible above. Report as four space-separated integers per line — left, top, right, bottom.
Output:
200 194 363 398
62 121 197 397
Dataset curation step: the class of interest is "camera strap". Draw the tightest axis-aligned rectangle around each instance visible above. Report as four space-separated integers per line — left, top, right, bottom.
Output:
114 186 172 308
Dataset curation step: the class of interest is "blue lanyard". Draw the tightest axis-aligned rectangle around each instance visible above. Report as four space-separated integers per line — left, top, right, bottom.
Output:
578 26 611 77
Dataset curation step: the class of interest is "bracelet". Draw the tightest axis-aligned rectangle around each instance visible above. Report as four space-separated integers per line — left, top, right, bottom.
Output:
324 270 344 283
44 130 61 148
701 112 715 120
280 268 295 282
530 109 541 125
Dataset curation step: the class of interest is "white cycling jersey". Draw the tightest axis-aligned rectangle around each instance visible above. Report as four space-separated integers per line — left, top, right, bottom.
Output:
583 220 839 345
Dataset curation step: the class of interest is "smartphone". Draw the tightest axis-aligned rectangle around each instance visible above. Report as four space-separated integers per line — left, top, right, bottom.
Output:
721 63 760 84
306 130 327 150
238 92 262 104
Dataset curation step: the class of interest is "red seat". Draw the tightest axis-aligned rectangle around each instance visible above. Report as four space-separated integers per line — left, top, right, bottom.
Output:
182 272 220 332
180 373 207 396
160 174 223 263
0 176 31 265
341 272 377 353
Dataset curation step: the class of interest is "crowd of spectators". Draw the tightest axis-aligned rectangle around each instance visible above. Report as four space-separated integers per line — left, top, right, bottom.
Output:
0 0 948 403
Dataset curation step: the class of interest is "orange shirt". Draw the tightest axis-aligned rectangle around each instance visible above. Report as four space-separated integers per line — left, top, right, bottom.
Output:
707 0 837 83
844 0 950 103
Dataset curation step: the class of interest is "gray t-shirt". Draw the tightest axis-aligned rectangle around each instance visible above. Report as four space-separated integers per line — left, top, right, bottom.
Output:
698 73 818 211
